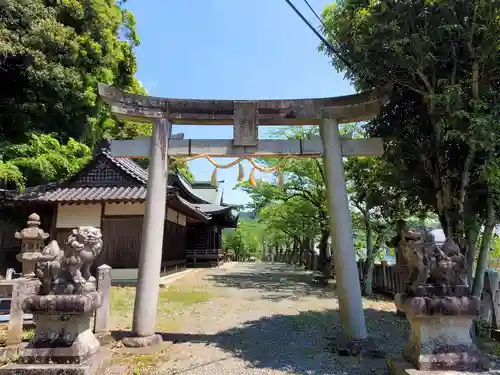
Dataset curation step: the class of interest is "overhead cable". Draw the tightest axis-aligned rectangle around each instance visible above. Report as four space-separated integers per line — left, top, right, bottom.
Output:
282 0 354 70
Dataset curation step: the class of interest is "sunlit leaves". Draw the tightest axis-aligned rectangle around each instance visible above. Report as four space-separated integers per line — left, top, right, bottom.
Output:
0 0 144 146
0 133 91 187
321 0 500 244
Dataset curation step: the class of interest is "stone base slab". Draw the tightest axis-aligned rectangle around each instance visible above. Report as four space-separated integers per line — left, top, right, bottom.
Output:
387 357 492 375
20 328 100 364
395 294 487 371
121 334 162 348
0 351 106 375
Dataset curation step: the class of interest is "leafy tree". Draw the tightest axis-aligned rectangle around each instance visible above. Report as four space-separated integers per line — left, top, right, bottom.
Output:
322 0 500 292
0 0 144 146
222 220 265 261
258 198 319 263
1 133 92 187
0 161 24 190
241 125 370 273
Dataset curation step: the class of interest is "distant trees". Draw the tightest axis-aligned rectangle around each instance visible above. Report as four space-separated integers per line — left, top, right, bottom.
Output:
222 221 266 261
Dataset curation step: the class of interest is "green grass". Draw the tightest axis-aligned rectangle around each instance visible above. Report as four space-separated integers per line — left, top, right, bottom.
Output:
110 344 171 375
0 325 35 347
109 284 212 332
21 328 35 342
159 286 212 306
108 284 213 374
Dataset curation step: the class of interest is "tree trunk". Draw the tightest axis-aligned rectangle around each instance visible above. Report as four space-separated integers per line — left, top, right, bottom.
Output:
362 212 374 296
466 218 479 286
393 219 407 265
304 235 312 269
318 229 330 269
472 195 495 298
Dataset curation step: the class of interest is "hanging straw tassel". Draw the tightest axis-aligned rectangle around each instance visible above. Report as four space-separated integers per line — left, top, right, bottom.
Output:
237 162 245 182
210 167 218 186
248 168 256 186
277 170 285 188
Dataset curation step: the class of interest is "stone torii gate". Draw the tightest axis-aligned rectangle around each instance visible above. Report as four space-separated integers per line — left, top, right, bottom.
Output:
98 83 388 349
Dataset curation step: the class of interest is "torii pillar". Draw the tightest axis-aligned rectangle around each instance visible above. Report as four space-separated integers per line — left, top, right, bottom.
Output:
124 117 170 347
320 107 367 345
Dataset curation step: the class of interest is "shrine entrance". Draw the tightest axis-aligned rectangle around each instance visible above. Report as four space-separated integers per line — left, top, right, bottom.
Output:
98 83 389 348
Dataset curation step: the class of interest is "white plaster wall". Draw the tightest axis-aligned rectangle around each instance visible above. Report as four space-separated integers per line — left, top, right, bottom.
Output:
56 204 101 228
178 213 186 227
166 208 177 223
104 202 145 216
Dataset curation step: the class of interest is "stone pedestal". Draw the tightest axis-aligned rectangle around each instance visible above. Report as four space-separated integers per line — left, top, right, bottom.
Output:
20 292 102 364
391 293 487 372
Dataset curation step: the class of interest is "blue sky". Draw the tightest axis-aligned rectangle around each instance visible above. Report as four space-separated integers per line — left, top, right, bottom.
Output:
125 0 354 206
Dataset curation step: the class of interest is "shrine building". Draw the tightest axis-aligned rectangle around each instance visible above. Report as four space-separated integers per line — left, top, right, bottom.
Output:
1 146 238 273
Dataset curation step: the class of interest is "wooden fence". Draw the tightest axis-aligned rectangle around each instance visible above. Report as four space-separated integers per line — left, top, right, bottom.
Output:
357 261 406 295
357 261 500 332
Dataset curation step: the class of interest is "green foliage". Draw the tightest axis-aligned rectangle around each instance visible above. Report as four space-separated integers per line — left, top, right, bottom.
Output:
321 0 500 252
0 0 144 146
170 158 194 182
222 220 266 261
491 235 500 260
0 161 24 189
0 1 186 187
1 133 92 187
239 125 369 262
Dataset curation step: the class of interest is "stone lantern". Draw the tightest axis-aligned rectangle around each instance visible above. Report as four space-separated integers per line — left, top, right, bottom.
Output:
14 213 48 277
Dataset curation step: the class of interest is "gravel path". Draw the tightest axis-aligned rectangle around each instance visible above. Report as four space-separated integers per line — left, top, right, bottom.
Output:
158 262 409 375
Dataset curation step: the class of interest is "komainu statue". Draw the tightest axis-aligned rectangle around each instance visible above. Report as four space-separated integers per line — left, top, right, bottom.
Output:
400 227 467 295
35 240 64 295
65 226 103 283
50 226 103 295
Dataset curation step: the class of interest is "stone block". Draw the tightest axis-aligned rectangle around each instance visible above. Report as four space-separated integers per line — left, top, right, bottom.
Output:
20 316 100 364
395 293 487 371
387 356 492 375
0 348 108 375
121 334 162 348
395 293 480 317
20 292 102 364
23 292 102 315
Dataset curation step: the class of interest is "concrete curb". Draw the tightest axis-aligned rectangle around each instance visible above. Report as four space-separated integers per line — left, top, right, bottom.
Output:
158 268 204 288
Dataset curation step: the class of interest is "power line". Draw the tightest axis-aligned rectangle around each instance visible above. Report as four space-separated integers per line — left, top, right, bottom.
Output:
302 0 329 33
282 0 354 71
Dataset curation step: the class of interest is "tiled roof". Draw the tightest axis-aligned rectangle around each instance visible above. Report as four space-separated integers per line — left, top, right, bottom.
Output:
10 149 234 224
170 174 210 204
192 204 232 215
104 153 148 184
15 185 147 203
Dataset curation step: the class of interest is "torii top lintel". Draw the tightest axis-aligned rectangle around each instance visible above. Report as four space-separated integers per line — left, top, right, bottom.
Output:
98 84 390 125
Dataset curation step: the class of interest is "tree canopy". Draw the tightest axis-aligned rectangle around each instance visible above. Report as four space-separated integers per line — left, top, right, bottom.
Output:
321 0 500 254
0 0 192 186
